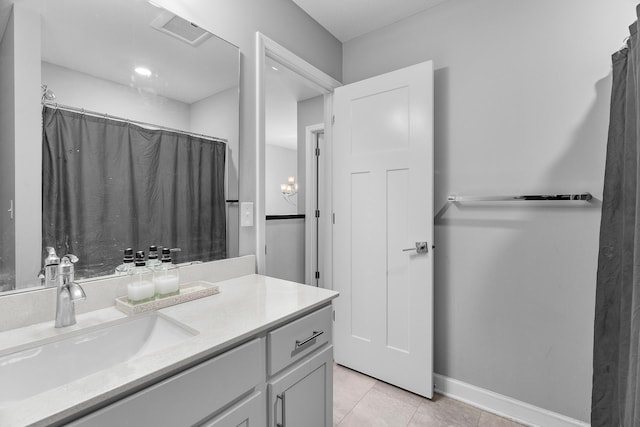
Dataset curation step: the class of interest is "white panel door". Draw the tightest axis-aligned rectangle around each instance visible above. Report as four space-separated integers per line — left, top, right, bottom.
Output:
333 61 434 398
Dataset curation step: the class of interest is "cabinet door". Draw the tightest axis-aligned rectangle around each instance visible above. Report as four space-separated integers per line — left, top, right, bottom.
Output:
268 345 333 427
200 390 265 427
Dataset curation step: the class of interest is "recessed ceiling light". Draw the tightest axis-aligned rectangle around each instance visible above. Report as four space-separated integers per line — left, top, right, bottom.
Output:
271 66 279 71
135 67 152 77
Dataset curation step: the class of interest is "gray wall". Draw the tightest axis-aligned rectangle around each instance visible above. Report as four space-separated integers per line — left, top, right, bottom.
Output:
153 0 342 259
343 0 634 421
297 95 324 214
265 144 298 215
265 218 305 283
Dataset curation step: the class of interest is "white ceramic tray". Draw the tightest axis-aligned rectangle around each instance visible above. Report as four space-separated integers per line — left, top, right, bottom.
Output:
115 280 220 315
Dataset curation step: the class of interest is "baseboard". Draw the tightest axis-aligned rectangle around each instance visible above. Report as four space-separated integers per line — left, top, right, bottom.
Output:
433 374 590 427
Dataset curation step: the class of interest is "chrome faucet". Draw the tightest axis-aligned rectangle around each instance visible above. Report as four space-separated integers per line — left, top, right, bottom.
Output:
55 254 86 328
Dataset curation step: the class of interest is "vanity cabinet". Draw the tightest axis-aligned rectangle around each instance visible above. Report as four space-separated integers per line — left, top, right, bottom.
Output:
66 304 333 427
267 305 333 427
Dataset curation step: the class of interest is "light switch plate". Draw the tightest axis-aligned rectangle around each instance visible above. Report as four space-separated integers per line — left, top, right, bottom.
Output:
240 202 254 227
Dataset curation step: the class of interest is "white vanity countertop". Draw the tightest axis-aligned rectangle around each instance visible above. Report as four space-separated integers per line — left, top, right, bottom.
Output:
0 274 338 427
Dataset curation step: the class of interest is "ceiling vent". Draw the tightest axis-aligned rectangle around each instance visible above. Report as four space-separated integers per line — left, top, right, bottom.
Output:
150 11 212 47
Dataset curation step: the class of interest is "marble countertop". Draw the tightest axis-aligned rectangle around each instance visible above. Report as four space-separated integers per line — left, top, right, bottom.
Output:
0 274 338 427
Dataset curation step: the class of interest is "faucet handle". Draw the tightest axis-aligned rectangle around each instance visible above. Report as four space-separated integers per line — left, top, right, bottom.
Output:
63 254 79 264
59 255 79 283
37 269 45 286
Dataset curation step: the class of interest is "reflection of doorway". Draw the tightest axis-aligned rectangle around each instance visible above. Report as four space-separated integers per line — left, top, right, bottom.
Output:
264 57 326 283
305 124 324 287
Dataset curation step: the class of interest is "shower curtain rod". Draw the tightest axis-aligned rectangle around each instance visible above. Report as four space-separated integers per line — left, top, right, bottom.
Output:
447 193 593 202
42 101 227 144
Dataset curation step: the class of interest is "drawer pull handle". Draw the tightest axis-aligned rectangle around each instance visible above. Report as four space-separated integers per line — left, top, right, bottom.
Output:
277 393 286 427
295 330 324 349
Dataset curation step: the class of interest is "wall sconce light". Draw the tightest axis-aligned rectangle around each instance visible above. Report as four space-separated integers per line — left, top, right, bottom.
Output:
280 176 298 205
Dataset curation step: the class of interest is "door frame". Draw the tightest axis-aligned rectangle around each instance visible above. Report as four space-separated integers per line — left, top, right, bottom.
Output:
255 32 341 278
305 123 324 286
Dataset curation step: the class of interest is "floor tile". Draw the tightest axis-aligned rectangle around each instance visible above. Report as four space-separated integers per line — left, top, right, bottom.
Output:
478 411 524 427
407 394 482 427
333 364 377 424
333 364 527 427
339 386 419 426
371 380 426 408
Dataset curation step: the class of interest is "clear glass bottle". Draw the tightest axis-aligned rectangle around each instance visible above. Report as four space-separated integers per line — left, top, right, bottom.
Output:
115 248 134 275
147 245 161 270
153 248 180 298
127 251 155 304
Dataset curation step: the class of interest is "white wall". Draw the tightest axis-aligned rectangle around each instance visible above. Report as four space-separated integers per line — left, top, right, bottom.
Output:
150 0 342 257
0 8 15 290
265 144 298 215
191 87 241 257
191 87 240 199
42 62 190 130
13 3 40 289
343 0 634 421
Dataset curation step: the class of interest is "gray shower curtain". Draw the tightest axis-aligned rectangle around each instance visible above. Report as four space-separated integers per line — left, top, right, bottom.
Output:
42 106 226 279
592 17 640 427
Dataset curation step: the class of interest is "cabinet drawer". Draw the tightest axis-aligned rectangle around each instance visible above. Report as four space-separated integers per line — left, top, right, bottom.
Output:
68 338 265 427
268 305 332 376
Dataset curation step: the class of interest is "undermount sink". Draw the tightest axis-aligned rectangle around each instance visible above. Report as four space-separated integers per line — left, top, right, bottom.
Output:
0 313 197 408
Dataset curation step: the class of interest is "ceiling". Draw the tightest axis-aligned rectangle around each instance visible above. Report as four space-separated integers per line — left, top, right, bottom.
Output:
12 0 239 105
291 0 450 42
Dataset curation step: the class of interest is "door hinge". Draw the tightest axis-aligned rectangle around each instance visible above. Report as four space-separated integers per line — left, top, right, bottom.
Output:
315 147 320 156
331 115 335 125
333 310 335 321
332 213 335 224
315 210 320 218
315 271 320 279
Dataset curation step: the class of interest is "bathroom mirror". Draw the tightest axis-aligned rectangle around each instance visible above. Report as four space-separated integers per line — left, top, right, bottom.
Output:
0 0 240 293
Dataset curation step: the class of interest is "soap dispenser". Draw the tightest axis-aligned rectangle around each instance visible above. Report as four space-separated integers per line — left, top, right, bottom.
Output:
115 248 134 275
146 245 161 270
127 251 155 304
153 247 180 298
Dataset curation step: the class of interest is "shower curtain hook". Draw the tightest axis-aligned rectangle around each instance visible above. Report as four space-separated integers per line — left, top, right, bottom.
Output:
622 36 631 50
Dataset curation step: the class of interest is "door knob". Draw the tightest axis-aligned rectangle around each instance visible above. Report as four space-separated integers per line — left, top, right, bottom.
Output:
402 242 428 254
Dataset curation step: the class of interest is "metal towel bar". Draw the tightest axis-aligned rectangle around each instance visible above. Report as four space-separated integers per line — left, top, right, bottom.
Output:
447 193 593 202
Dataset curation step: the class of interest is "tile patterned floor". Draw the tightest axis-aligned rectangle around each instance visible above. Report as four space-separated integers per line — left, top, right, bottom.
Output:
333 364 525 427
